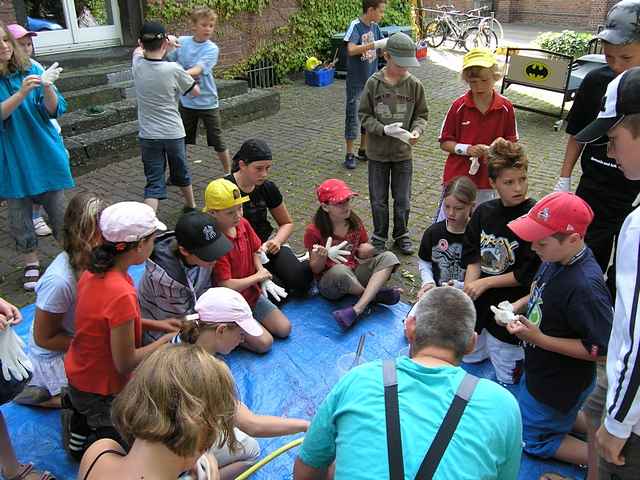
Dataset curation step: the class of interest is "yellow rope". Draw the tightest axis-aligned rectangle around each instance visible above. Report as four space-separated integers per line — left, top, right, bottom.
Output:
234 437 304 480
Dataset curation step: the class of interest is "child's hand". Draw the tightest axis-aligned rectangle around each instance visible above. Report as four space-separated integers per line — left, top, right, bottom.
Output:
417 282 436 299
463 278 489 300
262 239 281 255
167 35 180 49
506 315 543 345
310 244 328 263
356 243 376 259
409 130 420 146
325 237 351 264
468 144 490 157
0 298 21 328
254 268 272 283
19 75 42 96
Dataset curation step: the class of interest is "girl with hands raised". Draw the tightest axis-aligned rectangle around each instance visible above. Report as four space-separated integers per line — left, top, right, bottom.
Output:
0 21 74 292
304 179 401 329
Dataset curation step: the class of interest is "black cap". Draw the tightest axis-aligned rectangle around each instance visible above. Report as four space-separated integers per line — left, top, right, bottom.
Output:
139 22 166 42
232 139 272 164
575 67 640 143
174 212 231 262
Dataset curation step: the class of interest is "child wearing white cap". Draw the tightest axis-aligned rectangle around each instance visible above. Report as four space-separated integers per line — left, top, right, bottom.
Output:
172 287 309 478
62 202 175 460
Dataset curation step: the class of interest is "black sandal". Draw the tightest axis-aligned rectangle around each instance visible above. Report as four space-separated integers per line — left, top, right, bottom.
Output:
23 264 41 291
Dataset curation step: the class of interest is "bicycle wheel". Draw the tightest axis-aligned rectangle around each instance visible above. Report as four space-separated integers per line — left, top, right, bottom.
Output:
424 20 446 48
490 18 504 41
462 26 499 52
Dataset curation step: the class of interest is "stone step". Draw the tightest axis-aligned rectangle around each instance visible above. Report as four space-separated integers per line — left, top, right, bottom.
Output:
56 63 133 92
63 78 249 113
65 88 280 175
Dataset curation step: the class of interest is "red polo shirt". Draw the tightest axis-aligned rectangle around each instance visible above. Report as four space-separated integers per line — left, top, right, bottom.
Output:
214 217 263 307
439 90 518 189
303 222 369 274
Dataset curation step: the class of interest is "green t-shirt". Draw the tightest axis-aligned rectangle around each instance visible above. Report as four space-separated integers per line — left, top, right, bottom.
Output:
299 356 522 479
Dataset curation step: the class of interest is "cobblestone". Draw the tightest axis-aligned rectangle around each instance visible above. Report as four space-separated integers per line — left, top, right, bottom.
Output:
0 49 571 306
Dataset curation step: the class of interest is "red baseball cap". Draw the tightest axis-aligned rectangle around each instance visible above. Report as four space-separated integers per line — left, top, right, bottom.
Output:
316 179 358 204
508 192 594 242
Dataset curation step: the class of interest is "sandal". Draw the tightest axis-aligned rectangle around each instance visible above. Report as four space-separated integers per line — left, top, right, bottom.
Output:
23 264 41 291
1 463 56 480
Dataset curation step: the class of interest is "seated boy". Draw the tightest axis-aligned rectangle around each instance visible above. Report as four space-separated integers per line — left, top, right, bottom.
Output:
138 211 232 344
204 178 291 353
506 192 612 466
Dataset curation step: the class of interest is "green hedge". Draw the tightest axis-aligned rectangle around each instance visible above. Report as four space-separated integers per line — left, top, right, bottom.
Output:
535 30 594 59
145 0 413 81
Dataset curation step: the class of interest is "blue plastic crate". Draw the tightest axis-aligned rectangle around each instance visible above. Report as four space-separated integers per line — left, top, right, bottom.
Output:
305 68 335 87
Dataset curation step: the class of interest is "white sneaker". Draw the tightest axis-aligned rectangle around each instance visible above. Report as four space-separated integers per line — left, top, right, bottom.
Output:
33 217 52 236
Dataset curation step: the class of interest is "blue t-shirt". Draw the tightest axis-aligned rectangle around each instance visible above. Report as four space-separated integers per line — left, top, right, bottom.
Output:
299 357 522 479
524 247 613 413
174 36 220 109
0 64 74 198
344 19 382 88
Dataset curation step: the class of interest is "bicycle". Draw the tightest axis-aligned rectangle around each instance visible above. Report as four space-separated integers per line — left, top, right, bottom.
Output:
466 5 504 41
422 9 499 53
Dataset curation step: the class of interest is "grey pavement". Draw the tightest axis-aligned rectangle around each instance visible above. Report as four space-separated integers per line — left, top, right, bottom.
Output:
0 50 570 307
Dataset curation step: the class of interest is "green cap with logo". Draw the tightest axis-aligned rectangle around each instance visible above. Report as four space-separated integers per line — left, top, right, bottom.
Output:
386 32 419 68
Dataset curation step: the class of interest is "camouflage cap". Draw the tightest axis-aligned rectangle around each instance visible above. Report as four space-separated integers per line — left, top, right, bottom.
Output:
598 0 640 45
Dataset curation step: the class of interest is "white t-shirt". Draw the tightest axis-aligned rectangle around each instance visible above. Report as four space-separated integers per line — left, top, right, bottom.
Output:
30 252 77 358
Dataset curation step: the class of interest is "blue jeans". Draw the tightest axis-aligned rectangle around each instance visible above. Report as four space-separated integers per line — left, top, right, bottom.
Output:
344 83 366 141
8 190 65 254
368 159 413 242
140 137 191 199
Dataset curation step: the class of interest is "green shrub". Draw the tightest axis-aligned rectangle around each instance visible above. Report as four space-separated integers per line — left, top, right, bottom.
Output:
535 30 594 58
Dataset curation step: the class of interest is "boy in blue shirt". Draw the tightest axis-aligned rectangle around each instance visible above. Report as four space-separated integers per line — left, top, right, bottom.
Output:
505 192 612 467
173 7 231 174
342 0 386 169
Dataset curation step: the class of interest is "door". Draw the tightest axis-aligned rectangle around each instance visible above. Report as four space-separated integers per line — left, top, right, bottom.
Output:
28 0 122 54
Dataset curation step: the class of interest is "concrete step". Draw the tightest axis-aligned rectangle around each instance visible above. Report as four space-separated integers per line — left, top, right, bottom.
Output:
56 63 133 92
35 46 133 70
65 88 280 175
63 78 249 113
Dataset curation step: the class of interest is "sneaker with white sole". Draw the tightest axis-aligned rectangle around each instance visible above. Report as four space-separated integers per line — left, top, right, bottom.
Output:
33 217 52 236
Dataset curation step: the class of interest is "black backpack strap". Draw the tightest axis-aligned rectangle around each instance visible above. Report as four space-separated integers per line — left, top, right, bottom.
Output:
415 373 479 480
383 359 405 480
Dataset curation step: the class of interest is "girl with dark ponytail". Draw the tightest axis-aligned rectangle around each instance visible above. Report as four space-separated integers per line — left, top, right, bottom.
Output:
63 202 175 460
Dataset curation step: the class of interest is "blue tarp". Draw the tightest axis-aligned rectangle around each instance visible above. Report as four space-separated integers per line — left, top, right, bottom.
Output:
4 264 586 479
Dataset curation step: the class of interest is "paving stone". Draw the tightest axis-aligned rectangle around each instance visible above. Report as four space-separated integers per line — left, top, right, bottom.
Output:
0 50 573 307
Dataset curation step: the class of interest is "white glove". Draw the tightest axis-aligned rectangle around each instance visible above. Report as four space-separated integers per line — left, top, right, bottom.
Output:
325 237 351 264
554 176 571 192
40 62 62 86
262 279 288 302
0 327 32 382
469 157 480 175
383 122 413 144
373 38 388 49
440 279 465 289
490 301 516 326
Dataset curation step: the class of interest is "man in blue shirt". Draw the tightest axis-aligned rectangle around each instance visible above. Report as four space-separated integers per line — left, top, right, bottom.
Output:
506 192 613 468
342 0 385 169
294 287 522 480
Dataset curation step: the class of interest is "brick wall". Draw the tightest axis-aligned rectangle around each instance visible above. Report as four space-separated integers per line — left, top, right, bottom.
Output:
416 0 616 30
0 0 16 24
167 0 300 69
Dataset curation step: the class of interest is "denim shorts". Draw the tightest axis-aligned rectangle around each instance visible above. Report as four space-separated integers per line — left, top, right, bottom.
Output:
140 137 191 199
252 294 277 323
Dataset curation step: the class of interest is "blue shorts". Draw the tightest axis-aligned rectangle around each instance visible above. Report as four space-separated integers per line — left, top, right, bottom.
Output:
519 376 594 458
140 137 191 199
252 294 277 323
